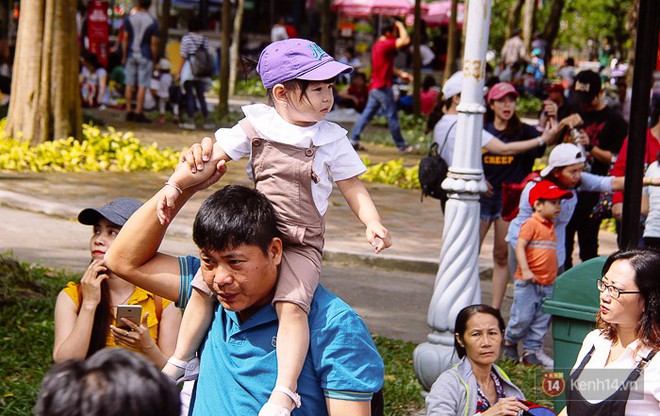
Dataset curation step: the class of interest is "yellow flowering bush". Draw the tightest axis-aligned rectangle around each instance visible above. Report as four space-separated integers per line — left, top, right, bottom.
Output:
360 156 420 190
0 120 180 173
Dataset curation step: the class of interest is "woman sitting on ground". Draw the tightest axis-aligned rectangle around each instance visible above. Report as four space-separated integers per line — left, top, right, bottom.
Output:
52 198 182 368
426 304 528 415
560 249 660 415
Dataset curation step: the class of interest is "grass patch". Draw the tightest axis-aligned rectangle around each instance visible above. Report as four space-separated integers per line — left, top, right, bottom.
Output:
374 336 425 415
0 254 71 415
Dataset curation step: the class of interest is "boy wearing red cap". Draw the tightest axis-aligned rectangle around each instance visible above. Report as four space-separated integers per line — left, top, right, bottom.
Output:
502 180 572 368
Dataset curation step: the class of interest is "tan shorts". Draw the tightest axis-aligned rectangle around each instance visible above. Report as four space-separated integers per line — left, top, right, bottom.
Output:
190 244 322 314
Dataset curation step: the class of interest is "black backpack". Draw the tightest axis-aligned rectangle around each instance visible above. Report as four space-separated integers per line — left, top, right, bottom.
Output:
418 122 455 202
190 42 213 77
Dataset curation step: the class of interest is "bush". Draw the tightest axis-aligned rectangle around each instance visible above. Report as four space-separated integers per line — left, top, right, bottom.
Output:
516 95 543 118
0 119 180 173
211 78 267 97
361 156 420 190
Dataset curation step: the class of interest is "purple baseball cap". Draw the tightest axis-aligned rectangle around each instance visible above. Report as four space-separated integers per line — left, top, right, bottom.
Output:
257 38 353 89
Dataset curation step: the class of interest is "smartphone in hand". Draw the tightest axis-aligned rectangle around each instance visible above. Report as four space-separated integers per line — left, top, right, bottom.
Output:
116 305 142 329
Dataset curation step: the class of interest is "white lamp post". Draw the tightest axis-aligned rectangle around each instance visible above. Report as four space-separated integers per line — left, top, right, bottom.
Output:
413 0 493 390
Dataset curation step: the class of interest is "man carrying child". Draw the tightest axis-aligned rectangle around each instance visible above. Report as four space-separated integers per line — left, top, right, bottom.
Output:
503 180 572 368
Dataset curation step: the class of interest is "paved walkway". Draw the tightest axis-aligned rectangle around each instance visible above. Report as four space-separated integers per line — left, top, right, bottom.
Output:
0 110 619 345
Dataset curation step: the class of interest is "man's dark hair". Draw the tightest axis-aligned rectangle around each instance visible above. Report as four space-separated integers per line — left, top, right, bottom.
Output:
193 185 281 255
137 0 151 9
380 19 397 36
188 16 204 32
35 349 180 416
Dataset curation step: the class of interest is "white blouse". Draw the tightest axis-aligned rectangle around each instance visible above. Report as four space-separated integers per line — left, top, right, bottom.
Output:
571 329 660 415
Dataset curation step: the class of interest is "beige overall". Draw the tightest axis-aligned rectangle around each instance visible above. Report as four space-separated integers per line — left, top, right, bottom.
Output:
192 118 324 313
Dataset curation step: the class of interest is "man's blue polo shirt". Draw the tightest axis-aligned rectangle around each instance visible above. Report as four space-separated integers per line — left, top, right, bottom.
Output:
178 256 384 416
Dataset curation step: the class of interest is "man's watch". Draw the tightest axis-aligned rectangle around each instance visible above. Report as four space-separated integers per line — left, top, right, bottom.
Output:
585 143 594 152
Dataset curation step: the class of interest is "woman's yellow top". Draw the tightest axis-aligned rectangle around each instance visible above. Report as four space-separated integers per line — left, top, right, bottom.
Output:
62 281 171 353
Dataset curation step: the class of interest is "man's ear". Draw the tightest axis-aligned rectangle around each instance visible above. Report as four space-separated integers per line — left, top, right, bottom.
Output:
269 237 283 265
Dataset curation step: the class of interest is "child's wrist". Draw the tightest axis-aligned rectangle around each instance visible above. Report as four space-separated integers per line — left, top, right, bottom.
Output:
164 181 183 195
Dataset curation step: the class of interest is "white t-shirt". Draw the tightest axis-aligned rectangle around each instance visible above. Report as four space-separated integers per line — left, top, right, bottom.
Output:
571 329 660 415
215 104 366 215
150 72 172 98
432 114 494 165
644 161 660 238
270 25 288 42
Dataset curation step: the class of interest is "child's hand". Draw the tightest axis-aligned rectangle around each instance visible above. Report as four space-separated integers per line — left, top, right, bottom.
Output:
366 222 392 254
180 136 215 173
157 183 181 225
521 271 536 283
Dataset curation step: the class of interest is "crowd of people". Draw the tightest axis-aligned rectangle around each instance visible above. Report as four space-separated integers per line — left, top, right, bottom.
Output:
76 0 213 127
29 5 660 416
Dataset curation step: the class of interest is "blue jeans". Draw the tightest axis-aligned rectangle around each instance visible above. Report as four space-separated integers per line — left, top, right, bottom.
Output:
350 87 407 149
505 280 554 351
184 80 209 120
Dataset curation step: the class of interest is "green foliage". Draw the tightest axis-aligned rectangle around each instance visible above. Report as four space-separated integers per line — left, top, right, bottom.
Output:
553 0 633 58
373 336 424 416
368 113 430 151
0 254 71 415
0 120 180 173
361 156 420 190
211 78 267 97
516 95 543 118
496 359 554 407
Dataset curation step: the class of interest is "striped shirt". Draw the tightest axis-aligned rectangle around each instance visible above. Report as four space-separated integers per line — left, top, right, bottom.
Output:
180 33 209 59
515 214 557 285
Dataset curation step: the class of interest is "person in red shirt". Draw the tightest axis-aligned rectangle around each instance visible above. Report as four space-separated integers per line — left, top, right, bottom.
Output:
349 20 415 153
420 75 439 115
336 72 369 112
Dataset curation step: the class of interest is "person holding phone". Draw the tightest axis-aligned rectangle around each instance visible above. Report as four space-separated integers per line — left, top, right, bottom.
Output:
53 198 182 369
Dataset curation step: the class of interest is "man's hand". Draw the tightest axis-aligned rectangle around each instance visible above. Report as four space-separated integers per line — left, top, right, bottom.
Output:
559 113 583 130
542 99 558 119
612 202 623 221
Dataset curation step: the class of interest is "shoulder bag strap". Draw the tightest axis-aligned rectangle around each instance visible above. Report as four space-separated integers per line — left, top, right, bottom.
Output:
438 121 457 155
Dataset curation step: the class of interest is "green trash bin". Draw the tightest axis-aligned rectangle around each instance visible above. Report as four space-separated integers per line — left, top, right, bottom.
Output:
541 256 607 412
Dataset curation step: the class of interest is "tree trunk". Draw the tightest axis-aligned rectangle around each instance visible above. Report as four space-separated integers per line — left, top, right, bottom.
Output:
321 0 331 52
522 0 535 53
0 1 9 41
443 0 459 82
541 0 565 66
4 0 80 144
157 0 171 59
229 0 245 97
505 0 524 40
217 0 230 119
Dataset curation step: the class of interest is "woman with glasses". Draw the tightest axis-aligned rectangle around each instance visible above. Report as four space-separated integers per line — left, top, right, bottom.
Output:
559 249 660 415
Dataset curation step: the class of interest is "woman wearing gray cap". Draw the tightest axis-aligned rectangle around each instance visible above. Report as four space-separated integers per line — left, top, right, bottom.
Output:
52 198 182 368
